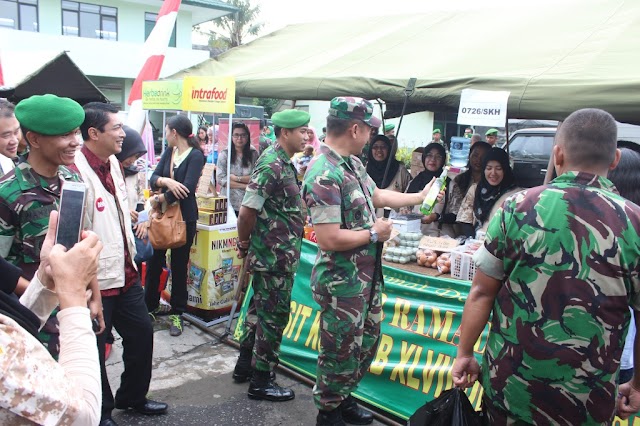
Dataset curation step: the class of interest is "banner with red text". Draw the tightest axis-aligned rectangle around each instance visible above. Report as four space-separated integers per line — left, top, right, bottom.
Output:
181 76 235 113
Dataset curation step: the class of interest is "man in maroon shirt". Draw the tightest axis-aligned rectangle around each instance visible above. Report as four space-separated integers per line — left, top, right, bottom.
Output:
77 102 167 426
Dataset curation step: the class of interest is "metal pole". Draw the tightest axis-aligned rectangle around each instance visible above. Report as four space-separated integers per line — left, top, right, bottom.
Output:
161 111 166 154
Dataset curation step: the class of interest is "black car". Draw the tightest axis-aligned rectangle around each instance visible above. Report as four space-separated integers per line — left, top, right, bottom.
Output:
505 128 556 188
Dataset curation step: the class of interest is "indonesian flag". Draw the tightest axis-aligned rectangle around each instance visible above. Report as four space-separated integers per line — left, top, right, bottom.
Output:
0 52 4 86
127 0 182 134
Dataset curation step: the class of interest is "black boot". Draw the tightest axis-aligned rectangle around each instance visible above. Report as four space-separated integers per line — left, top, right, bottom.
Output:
341 395 373 425
232 348 277 382
317 408 346 426
247 369 295 402
232 347 253 383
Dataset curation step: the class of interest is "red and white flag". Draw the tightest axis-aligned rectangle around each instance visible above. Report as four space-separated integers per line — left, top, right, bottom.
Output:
127 0 182 134
0 52 5 86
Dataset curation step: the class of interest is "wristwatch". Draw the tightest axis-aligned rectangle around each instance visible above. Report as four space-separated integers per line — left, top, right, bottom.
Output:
369 229 379 243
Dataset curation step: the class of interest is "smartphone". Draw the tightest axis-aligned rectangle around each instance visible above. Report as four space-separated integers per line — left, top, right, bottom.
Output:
55 181 87 250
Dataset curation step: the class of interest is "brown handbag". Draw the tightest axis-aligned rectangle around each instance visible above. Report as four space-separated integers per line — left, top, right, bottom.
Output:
148 148 187 249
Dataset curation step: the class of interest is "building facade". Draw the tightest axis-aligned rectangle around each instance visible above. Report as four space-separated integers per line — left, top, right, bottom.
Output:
0 0 235 109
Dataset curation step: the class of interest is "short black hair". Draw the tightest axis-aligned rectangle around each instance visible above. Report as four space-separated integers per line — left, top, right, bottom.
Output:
326 116 359 137
609 147 640 205
557 108 617 169
0 99 15 119
81 102 119 141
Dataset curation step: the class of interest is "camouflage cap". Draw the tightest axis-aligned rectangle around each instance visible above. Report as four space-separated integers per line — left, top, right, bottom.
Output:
328 97 381 127
15 94 84 136
485 128 499 136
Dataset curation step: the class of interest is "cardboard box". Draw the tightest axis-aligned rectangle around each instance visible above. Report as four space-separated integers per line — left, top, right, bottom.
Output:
198 209 227 226
196 196 228 212
187 224 243 319
393 217 422 234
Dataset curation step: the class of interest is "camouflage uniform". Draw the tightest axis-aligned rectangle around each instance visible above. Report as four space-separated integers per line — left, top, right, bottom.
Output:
302 143 383 411
0 162 82 358
474 171 640 425
241 142 304 372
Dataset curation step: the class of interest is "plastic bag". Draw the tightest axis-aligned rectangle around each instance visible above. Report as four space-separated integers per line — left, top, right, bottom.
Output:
408 387 484 426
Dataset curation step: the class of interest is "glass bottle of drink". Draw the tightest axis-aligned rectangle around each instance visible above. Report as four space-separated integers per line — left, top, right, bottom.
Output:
420 167 449 215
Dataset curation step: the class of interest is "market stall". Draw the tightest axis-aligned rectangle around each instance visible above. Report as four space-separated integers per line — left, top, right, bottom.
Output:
141 76 245 326
235 240 639 424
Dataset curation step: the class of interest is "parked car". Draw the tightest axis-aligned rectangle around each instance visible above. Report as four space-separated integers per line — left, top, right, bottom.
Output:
504 124 640 188
504 128 556 188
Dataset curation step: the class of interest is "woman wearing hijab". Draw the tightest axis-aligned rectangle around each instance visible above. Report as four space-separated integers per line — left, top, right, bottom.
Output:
405 142 447 235
366 135 411 217
439 141 492 237
457 147 517 237
306 126 321 152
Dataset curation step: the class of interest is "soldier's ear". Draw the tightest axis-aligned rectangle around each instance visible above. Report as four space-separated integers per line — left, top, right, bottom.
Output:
26 131 41 149
609 148 622 170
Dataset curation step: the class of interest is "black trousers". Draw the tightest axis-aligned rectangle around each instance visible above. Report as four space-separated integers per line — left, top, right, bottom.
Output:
98 282 154 420
145 221 197 314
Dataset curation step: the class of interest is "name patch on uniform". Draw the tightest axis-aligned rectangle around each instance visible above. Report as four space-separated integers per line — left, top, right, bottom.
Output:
96 197 105 212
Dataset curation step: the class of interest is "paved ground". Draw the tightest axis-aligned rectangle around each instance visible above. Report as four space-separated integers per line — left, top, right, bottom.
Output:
106 316 389 426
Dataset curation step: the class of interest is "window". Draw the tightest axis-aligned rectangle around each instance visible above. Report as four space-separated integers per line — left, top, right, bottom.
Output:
0 0 38 32
61 1 117 40
145 12 175 47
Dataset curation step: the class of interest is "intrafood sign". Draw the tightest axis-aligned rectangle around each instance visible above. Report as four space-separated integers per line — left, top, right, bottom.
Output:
181 76 236 113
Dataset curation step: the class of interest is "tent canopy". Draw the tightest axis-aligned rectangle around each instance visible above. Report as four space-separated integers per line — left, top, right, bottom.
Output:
170 0 640 123
1 51 107 105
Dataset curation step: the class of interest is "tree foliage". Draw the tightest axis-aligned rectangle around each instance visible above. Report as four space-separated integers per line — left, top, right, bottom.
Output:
198 0 263 50
254 98 280 117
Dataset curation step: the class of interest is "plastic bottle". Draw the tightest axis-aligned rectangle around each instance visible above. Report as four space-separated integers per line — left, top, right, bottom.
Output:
420 166 449 215
449 136 470 167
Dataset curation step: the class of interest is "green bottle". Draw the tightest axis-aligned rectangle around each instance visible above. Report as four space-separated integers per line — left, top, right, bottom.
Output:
420 166 449 215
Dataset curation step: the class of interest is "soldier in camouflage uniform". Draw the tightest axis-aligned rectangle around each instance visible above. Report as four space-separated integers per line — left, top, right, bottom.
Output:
236 109 310 402
302 97 436 426
452 108 640 425
0 94 103 359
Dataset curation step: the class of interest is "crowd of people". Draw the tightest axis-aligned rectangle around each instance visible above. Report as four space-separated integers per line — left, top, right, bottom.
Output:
1 90 640 426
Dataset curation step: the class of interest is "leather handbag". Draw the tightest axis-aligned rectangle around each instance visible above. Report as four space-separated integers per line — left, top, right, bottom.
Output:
148 148 187 249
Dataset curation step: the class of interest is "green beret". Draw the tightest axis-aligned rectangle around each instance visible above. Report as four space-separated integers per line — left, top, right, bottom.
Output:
271 109 311 129
432 128 441 134
384 123 395 132
15 94 84 136
485 128 499 136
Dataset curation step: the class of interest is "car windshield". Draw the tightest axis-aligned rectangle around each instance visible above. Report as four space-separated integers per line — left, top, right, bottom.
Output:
509 135 554 158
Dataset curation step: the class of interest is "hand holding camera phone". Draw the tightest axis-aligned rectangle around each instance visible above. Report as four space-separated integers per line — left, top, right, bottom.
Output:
55 181 87 249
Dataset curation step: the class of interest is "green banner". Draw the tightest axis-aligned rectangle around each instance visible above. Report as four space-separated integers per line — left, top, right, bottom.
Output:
236 240 639 423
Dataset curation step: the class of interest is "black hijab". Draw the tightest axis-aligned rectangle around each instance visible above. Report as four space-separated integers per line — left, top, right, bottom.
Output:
407 143 447 193
474 148 515 224
366 135 400 189
116 126 147 177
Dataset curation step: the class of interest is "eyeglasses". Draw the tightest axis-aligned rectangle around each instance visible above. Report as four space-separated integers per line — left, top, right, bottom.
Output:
232 134 249 138
426 154 443 161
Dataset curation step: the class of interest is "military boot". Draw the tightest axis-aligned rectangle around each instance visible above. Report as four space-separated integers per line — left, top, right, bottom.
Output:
341 395 373 425
247 370 295 401
232 347 253 383
316 408 346 426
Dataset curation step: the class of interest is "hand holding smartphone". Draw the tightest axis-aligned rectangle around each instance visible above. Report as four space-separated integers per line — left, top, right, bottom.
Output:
55 181 87 249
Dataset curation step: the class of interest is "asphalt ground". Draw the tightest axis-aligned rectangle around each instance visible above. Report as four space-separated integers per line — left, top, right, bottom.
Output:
106 316 390 426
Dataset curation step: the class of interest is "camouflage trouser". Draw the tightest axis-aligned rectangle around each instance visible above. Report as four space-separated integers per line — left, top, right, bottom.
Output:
253 271 294 372
236 294 257 351
312 286 382 411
